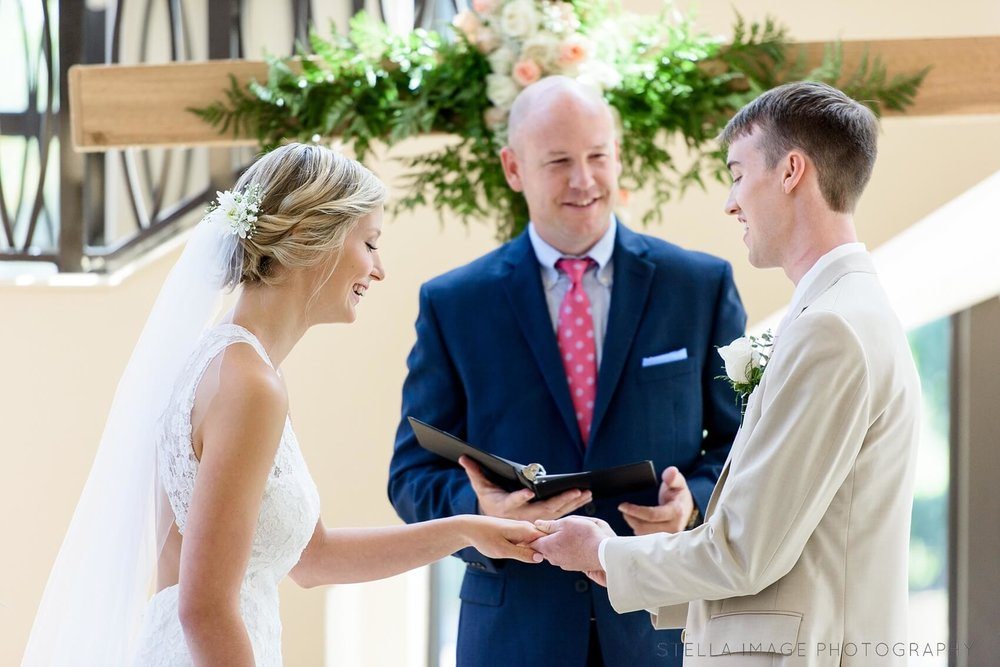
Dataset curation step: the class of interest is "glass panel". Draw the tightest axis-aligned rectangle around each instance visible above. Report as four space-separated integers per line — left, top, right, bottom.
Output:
429 557 465 667
0 135 58 252
907 316 951 666
0 0 59 257
0 1 29 112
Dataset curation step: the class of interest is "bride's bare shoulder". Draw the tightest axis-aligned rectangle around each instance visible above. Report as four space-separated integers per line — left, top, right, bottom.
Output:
192 343 287 459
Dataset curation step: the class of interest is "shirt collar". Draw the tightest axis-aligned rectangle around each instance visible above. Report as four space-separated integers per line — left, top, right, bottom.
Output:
778 241 867 334
528 218 616 289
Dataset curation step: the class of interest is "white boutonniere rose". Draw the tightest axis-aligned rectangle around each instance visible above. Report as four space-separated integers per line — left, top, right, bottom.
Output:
717 330 774 409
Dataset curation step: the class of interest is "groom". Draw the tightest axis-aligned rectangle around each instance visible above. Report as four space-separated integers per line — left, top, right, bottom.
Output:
532 81 922 665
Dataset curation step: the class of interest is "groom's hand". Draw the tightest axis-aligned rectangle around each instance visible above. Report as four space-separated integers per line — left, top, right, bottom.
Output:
531 516 614 574
618 466 695 535
459 456 593 522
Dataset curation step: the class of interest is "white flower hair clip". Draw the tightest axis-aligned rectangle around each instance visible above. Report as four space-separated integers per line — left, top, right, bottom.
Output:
205 183 264 239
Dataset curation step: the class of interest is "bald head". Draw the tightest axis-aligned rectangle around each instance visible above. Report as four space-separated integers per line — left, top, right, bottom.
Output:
506 76 614 151
498 76 621 256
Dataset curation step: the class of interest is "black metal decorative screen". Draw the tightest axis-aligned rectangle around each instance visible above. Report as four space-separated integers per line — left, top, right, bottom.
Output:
0 0 60 266
0 0 353 275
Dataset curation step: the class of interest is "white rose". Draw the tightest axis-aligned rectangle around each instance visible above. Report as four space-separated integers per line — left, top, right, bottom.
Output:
576 60 622 91
500 0 538 39
718 336 761 384
487 46 516 75
520 33 559 69
486 74 519 108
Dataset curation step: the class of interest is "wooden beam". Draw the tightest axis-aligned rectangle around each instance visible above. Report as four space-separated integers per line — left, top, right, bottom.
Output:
69 59 272 151
70 36 1000 152
792 37 1000 117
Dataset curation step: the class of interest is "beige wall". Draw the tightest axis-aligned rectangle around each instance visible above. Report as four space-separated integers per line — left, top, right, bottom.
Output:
2 1 999 664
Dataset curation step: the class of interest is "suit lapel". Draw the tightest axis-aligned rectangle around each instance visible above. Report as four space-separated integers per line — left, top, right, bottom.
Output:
590 224 655 442
708 253 877 519
501 233 583 450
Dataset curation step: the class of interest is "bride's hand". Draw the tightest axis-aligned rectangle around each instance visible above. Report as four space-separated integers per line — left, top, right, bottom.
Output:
461 516 546 564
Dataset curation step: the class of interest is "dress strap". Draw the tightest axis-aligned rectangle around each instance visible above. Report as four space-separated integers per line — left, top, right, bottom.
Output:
211 323 276 370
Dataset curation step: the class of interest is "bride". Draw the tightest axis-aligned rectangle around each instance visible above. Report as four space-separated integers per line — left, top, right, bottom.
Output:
23 143 542 666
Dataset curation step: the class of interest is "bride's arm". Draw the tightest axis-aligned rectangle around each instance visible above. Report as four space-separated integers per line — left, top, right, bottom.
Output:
178 349 288 667
289 515 544 588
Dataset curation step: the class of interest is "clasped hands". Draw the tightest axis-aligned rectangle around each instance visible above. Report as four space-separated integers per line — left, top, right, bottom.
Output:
459 456 695 585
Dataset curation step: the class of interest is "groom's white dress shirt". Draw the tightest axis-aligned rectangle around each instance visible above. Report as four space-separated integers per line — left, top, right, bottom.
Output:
601 246 921 665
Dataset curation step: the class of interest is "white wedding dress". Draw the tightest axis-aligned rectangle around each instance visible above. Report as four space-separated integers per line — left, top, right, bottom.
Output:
132 324 321 666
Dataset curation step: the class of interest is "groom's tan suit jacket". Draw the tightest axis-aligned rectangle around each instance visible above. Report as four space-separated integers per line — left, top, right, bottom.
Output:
604 252 921 665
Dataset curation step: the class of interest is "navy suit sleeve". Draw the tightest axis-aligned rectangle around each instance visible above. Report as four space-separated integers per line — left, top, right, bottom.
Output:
387 283 489 565
687 261 746 518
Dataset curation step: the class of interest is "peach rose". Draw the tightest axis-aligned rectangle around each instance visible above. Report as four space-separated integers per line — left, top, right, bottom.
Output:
472 0 499 15
452 11 482 42
483 105 509 130
512 59 542 87
476 26 502 53
558 38 589 66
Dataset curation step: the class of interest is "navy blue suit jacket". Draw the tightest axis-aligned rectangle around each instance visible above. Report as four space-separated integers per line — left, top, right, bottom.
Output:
389 222 746 666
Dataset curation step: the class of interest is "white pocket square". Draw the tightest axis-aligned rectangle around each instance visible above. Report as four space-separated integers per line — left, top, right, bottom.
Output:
642 347 688 367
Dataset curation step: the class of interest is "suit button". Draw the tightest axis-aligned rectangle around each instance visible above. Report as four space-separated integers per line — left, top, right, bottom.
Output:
575 579 589 593
583 502 596 516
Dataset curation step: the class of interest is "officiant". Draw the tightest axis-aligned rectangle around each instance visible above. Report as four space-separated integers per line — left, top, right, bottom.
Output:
388 76 745 666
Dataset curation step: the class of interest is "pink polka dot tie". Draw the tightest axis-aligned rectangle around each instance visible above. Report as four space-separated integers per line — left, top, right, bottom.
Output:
555 257 597 447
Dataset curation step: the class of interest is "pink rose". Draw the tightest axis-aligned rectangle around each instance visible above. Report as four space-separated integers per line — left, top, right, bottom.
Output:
512 59 542 87
472 0 499 15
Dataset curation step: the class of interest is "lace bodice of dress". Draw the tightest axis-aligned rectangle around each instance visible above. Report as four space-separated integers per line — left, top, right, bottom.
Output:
138 324 321 666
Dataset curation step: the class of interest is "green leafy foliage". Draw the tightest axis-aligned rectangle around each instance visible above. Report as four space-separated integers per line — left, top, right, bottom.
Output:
192 8 925 241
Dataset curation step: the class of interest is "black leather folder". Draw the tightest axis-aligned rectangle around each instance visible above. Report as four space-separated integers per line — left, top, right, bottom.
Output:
407 417 657 501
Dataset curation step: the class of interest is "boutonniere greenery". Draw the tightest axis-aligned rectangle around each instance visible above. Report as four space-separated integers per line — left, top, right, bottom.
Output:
717 330 774 407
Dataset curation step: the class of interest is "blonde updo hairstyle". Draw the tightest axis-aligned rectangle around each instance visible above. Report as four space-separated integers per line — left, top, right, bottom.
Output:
227 143 387 290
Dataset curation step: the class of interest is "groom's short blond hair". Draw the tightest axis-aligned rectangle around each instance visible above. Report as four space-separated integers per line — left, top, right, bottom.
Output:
720 81 879 214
